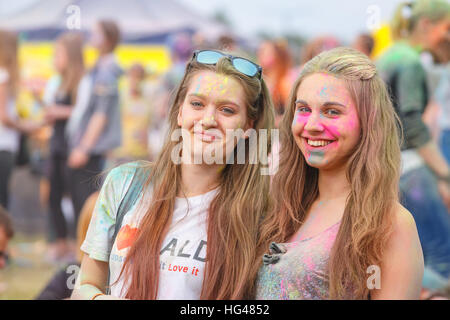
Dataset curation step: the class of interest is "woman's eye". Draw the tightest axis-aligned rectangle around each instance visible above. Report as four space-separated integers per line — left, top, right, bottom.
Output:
297 106 310 113
324 109 340 116
221 107 235 114
190 101 203 108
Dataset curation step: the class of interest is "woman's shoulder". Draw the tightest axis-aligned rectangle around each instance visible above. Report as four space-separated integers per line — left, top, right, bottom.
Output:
387 202 422 254
393 203 417 230
99 161 152 214
107 160 151 183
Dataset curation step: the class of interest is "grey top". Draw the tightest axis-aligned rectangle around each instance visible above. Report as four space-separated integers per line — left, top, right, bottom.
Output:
67 54 123 155
376 42 431 151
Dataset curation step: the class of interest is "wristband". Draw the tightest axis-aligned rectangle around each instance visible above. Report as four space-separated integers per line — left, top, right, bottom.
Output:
91 293 105 300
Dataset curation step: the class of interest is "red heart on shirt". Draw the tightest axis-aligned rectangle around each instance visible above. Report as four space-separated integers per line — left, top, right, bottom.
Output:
116 225 139 251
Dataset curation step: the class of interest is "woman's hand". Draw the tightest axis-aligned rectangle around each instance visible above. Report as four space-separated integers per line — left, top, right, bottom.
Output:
68 147 89 169
43 106 59 124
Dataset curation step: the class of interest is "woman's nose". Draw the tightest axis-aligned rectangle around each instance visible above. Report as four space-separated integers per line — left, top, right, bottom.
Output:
201 106 217 127
304 112 324 132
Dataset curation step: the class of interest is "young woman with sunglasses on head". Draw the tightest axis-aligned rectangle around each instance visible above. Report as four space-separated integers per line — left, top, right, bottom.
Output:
71 50 275 300
254 47 424 300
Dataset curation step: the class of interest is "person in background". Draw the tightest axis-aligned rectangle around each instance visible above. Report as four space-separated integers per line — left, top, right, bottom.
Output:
300 36 340 66
352 33 375 58
0 29 41 209
65 20 122 230
257 40 293 124
423 36 450 164
35 32 85 262
110 63 154 164
434 41 450 164
36 191 98 300
147 33 194 157
0 205 13 270
376 0 450 285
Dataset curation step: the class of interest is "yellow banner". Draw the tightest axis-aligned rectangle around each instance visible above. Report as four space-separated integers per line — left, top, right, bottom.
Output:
17 42 172 119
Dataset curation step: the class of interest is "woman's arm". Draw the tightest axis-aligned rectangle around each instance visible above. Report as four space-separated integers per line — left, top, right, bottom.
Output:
71 255 123 300
0 83 43 133
67 112 107 168
0 83 18 129
44 104 73 123
370 204 424 299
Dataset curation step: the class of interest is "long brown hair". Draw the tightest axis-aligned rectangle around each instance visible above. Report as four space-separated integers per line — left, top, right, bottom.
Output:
56 32 85 103
0 30 19 96
257 47 402 299
98 19 121 53
118 53 275 299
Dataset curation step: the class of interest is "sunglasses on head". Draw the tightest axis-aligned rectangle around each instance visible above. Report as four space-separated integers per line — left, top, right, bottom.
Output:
192 50 262 79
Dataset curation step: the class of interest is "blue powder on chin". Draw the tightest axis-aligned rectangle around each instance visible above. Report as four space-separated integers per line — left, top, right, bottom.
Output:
308 151 325 164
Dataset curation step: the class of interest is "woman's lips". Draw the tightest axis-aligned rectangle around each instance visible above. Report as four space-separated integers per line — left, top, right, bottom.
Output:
194 131 221 142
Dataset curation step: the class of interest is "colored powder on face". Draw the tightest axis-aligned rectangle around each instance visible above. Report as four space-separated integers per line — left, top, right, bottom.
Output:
324 123 340 137
319 86 330 98
194 75 203 94
308 151 325 164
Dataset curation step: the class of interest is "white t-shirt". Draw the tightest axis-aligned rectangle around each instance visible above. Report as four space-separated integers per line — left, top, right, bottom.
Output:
81 161 217 299
0 68 19 153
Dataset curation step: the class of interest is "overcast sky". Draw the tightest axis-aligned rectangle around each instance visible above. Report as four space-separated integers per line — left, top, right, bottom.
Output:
1 0 408 41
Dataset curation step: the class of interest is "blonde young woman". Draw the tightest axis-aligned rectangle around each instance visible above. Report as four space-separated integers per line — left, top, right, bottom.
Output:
0 30 41 209
255 47 424 300
37 32 85 261
71 50 275 300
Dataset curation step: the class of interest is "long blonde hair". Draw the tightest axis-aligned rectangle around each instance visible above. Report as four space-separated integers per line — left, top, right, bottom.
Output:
118 53 275 299
391 0 450 40
56 32 85 103
257 47 402 299
0 30 19 96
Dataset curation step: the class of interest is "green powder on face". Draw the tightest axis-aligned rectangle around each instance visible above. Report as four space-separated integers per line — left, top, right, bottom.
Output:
308 151 325 164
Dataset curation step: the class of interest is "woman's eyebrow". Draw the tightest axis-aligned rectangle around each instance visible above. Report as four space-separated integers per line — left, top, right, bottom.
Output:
295 99 347 108
188 93 206 99
322 101 347 108
295 99 309 105
215 99 241 108
188 94 241 109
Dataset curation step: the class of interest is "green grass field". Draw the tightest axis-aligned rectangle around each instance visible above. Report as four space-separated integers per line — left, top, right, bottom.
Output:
0 233 59 300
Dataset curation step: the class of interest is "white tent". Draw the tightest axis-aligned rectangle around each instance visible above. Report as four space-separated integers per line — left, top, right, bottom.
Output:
0 0 229 42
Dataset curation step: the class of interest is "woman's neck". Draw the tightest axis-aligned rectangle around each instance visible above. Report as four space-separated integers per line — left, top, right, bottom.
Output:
317 165 351 201
179 163 221 197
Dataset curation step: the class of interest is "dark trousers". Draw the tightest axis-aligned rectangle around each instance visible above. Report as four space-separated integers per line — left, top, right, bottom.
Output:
47 153 70 242
0 151 14 209
400 166 450 279
67 155 104 232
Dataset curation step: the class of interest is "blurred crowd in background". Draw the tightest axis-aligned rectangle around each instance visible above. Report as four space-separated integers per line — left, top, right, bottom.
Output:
0 0 449 300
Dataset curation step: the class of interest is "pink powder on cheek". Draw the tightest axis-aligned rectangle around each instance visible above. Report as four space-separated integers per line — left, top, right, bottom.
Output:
323 123 341 138
292 110 308 126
